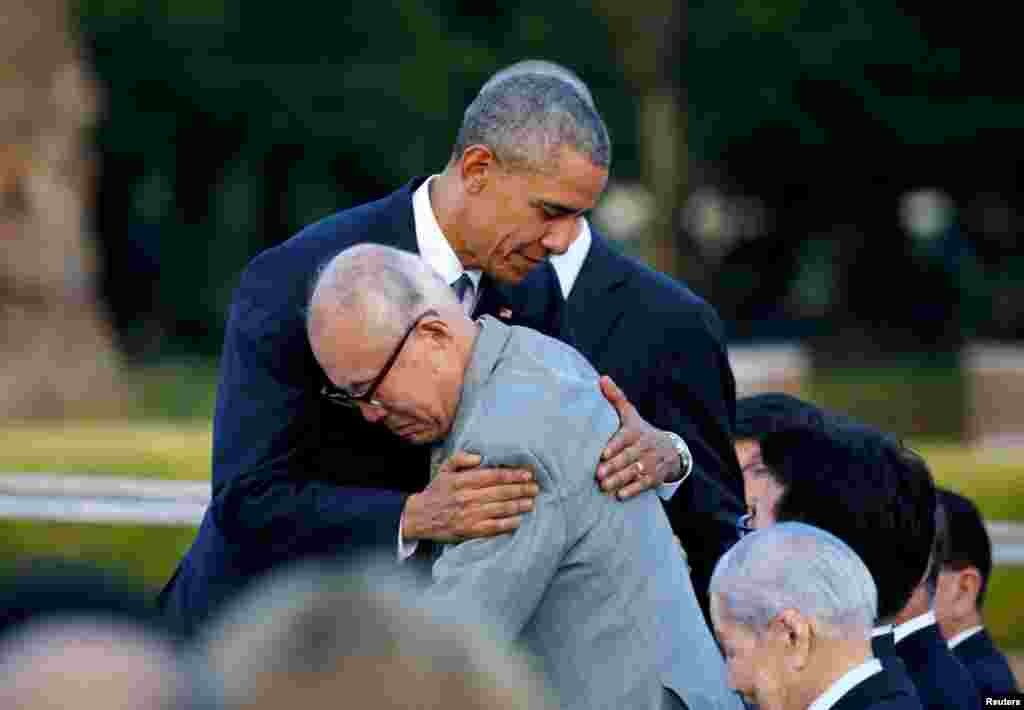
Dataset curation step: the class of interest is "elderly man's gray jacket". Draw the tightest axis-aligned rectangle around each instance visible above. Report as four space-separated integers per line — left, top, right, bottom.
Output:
427 317 741 710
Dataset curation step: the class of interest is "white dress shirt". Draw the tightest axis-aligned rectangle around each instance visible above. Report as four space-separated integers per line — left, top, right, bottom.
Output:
947 625 984 649
399 176 482 559
807 658 884 710
872 624 894 639
893 610 937 644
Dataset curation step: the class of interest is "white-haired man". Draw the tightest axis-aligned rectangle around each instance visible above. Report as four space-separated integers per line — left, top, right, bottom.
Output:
306 243 740 710
709 522 923 710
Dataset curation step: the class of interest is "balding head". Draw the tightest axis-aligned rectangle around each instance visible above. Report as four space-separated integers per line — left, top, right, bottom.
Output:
307 244 477 444
0 617 188 710
710 523 878 710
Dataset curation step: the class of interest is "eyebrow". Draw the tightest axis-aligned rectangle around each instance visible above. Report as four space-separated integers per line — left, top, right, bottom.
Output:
533 199 588 217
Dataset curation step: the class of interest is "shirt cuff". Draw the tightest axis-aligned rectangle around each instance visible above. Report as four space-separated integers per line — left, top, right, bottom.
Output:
398 511 418 561
657 477 684 501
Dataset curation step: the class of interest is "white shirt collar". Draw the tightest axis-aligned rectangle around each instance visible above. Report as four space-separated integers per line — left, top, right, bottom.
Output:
893 610 937 644
947 625 985 649
807 658 883 710
412 176 482 293
871 625 893 638
548 216 592 299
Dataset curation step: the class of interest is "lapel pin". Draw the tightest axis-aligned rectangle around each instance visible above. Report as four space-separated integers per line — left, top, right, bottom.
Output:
498 307 513 319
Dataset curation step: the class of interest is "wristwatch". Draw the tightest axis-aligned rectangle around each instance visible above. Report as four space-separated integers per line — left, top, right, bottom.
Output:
663 431 693 484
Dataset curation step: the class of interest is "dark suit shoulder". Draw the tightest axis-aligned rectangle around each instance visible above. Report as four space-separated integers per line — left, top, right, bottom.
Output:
834 665 924 710
954 631 1019 696
596 239 720 323
896 625 979 710
234 179 421 330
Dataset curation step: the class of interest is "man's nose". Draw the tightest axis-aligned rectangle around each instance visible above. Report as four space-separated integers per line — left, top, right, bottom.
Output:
357 401 388 423
540 216 582 255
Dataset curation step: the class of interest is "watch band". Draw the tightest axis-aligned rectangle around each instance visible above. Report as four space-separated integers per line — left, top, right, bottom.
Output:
663 431 693 484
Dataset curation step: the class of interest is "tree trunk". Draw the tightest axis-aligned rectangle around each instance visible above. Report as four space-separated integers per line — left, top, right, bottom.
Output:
1 0 124 418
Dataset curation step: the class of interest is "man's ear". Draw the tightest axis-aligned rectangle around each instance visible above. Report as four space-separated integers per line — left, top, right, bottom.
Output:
956 567 983 615
772 609 812 672
460 145 496 194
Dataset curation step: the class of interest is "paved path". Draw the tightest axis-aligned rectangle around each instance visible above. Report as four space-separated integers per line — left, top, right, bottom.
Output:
2 473 1024 564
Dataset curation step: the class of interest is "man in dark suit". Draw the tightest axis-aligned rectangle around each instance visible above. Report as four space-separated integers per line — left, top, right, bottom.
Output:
891 502 980 710
935 489 1018 698
710 522 922 710
482 61 746 614
159 72 694 636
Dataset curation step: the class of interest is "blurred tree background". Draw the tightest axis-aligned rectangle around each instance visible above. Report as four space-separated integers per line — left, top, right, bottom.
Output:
77 0 1023 365
3 0 997 440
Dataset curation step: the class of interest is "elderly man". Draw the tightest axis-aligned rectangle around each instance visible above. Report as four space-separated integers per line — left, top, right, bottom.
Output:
710 522 922 710
305 244 740 710
160 70 693 636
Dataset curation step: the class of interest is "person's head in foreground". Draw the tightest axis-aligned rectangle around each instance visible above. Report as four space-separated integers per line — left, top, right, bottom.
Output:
307 243 480 444
437 72 610 284
758 425 936 626
197 559 551 710
0 616 192 710
933 489 993 639
709 522 878 710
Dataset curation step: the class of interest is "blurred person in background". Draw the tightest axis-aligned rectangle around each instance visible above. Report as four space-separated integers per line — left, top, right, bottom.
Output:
890 503 979 710
302 244 739 710
0 616 197 710
732 393 826 531
198 559 555 710
710 522 921 710
482 60 746 620
934 489 1018 697
161 67 693 638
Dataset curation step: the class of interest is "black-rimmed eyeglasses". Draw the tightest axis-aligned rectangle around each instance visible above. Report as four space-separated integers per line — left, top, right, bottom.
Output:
736 512 755 539
320 309 439 409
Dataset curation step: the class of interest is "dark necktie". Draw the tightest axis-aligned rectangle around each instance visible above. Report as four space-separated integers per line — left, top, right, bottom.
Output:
451 273 475 314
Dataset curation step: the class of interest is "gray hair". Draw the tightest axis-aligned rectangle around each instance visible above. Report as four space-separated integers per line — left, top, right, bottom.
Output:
307 243 458 341
480 59 596 110
710 522 877 640
199 559 553 709
452 73 610 172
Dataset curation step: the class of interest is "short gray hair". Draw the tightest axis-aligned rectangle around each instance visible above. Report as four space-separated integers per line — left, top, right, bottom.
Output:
307 243 458 341
480 59 596 110
710 522 877 640
453 73 610 172
199 560 553 709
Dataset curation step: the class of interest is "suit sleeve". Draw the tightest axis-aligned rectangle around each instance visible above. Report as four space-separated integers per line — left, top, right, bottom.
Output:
209 282 412 565
425 449 567 640
648 300 744 620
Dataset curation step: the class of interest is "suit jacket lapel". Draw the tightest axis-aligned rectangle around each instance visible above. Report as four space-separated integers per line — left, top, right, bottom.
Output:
388 177 426 254
567 230 628 362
